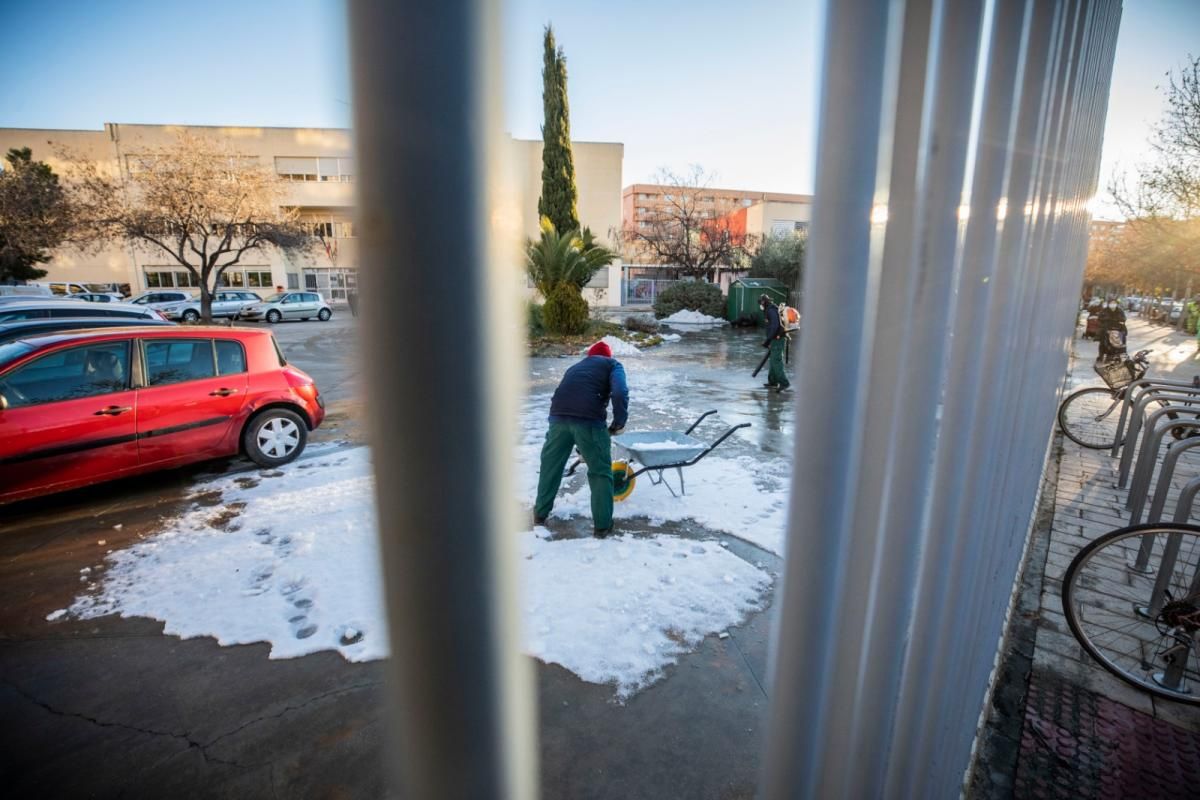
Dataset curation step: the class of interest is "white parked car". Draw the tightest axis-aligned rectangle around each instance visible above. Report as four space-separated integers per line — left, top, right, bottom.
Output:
237 291 332 323
156 290 264 322
30 281 124 299
128 290 195 314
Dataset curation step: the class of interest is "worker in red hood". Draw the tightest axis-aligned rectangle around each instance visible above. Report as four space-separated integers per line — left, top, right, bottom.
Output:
533 340 629 538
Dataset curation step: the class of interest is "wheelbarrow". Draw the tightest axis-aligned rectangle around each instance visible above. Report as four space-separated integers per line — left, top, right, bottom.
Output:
566 410 750 501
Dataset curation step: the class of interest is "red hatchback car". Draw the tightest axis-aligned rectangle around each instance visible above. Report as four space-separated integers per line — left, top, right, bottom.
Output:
0 327 325 505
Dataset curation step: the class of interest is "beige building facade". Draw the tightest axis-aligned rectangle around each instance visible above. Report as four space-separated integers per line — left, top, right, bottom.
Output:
0 123 625 305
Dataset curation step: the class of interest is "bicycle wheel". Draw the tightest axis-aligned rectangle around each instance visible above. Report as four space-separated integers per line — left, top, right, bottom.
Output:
1062 523 1200 705
1058 386 1123 449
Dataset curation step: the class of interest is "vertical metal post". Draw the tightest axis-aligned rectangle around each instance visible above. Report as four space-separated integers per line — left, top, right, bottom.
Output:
348 1 537 798
759 0 896 795
764 0 1123 796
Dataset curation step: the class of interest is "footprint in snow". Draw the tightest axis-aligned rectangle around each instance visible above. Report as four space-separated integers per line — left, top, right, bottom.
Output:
243 564 274 596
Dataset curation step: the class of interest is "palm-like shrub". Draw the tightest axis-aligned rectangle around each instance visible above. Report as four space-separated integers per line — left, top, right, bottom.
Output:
526 217 615 334
543 282 589 335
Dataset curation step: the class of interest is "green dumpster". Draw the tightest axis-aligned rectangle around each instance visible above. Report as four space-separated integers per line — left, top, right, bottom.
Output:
727 277 788 325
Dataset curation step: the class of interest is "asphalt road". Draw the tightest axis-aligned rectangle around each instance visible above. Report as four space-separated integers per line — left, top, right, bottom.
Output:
0 319 786 799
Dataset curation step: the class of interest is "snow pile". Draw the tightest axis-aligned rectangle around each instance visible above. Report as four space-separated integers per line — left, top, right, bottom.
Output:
588 335 642 357
50 446 772 698
523 529 770 698
660 309 727 326
60 450 387 662
660 333 683 342
625 440 702 451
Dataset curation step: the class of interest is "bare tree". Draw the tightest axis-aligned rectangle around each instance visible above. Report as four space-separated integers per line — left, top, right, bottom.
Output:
622 166 748 281
1109 56 1200 273
68 132 315 320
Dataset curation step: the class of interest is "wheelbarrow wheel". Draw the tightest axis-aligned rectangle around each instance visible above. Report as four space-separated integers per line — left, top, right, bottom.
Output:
612 461 636 502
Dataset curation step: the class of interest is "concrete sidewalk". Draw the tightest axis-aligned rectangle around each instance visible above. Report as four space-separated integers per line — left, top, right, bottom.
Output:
973 318 1200 798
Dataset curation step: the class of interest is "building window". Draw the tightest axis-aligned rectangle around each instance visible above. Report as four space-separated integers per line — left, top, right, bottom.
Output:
638 220 649 229
743 198 753 207
287 273 300 290
275 156 353 182
302 219 355 238
144 269 199 289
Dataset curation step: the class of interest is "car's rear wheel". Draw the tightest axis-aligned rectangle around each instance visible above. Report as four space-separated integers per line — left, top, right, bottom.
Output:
244 408 307 467
182 309 200 322
266 309 282 324
318 308 332 321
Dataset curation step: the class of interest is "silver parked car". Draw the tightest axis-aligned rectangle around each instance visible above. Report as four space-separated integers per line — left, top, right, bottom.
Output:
158 290 264 322
237 291 332 323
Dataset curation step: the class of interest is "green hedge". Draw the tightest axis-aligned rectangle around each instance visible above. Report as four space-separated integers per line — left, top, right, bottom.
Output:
653 281 724 320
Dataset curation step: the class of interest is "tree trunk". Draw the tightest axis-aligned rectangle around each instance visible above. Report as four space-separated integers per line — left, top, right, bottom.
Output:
200 283 213 323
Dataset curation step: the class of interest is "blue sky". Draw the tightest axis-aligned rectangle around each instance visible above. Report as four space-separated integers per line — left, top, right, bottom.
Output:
0 0 1196 209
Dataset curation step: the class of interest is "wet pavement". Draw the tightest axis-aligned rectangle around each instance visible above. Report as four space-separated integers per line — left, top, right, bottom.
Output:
1 319 797 799
971 318 1200 799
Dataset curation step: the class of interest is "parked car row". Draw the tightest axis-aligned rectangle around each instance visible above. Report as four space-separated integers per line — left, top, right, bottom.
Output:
0 326 325 505
0 291 335 324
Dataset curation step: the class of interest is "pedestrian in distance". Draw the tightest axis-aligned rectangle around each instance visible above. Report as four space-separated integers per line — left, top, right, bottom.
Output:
347 288 359 318
759 294 791 391
1096 297 1127 363
534 340 629 538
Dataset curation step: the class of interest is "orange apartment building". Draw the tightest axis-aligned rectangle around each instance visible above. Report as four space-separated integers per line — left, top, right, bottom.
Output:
622 184 813 237
620 183 813 304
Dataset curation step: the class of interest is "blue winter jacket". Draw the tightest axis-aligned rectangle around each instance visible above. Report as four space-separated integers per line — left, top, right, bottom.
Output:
548 355 629 429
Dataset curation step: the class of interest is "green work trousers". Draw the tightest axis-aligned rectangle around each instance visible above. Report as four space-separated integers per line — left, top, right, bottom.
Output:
534 422 614 530
767 338 790 388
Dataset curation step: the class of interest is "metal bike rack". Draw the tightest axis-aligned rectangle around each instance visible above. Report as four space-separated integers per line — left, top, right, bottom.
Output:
1141 436 1200 527
1109 377 1200 458
1116 389 1200 488
1128 431 1200 575
1124 412 1200 518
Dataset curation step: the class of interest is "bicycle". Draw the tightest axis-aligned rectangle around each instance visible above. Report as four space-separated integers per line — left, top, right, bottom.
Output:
1057 349 1151 449
1062 523 1200 704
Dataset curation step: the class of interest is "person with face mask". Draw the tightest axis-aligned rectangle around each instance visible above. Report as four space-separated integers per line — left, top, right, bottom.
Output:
1097 297 1127 362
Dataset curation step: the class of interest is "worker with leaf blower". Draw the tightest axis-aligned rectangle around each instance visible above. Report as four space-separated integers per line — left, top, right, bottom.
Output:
534 340 629 537
758 294 793 391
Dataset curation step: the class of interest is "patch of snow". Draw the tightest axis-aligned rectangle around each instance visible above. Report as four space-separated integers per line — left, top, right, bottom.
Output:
552 454 790 555
660 333 682 342
624 440 702 451
46 609 67 622
661 309 727 326
587 335 642 357
521 531 770 699
67 449 386 662
61 446 772 699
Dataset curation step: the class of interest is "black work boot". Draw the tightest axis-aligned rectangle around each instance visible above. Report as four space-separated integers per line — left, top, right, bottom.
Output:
593 527 612 539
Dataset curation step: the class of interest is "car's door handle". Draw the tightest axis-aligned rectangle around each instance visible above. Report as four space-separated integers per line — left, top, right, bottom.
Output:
209 388 239 397
95 405 132 416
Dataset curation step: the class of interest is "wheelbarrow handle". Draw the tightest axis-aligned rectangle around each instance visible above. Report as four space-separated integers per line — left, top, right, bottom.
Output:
685 409 720 435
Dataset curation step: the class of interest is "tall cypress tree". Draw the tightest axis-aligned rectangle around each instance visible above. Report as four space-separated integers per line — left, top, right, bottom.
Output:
538 25 579 235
